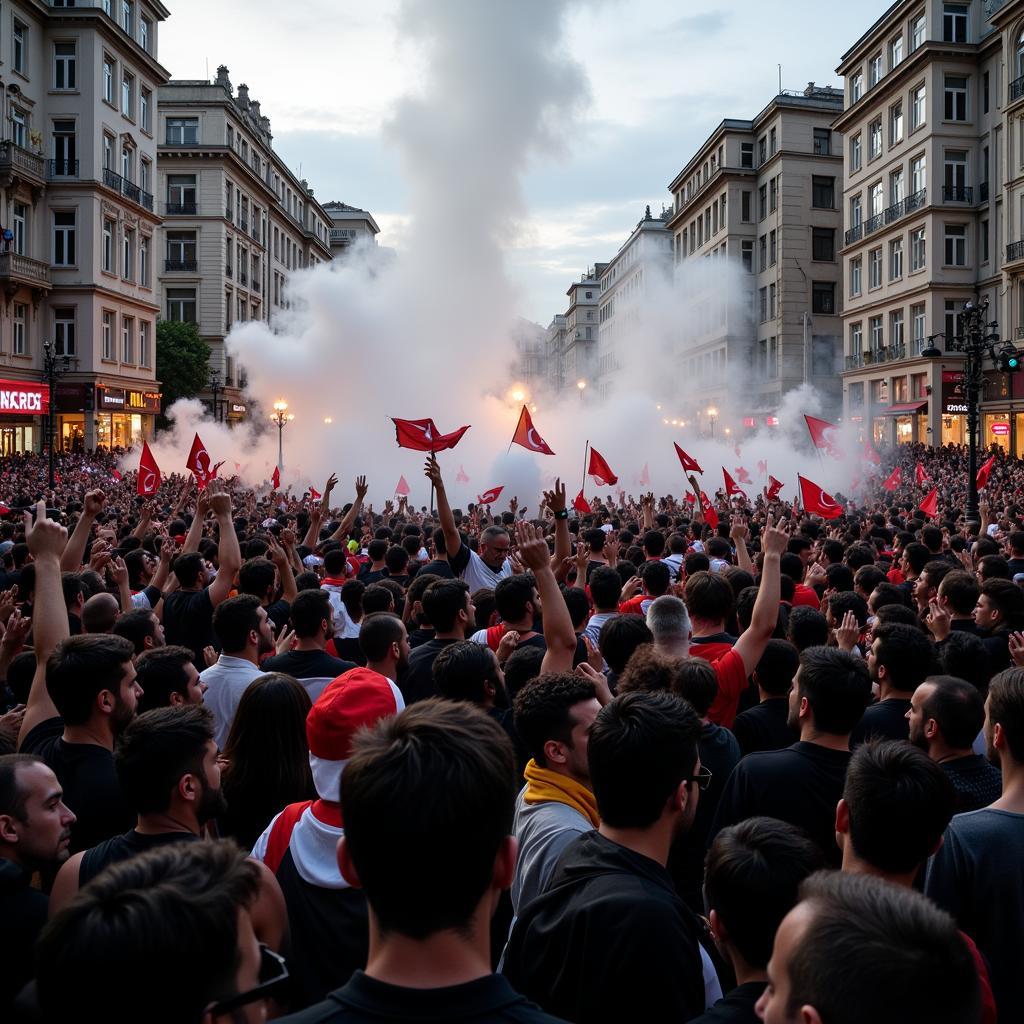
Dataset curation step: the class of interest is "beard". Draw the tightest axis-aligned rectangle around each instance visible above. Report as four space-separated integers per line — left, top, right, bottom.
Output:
197 778 228 824
111 693 136 736
908 724 928 751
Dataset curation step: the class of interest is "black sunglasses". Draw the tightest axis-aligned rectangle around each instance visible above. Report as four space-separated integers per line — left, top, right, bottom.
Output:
683 766 713 792
206 944 289 1017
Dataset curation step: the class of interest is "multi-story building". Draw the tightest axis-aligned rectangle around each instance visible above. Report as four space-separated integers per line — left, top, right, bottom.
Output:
545 313 566 393
837 0 1003 448
560 265 605 394
157 65 333 422
595 205 673 399
323 200 378 258
666 85 845 433
0 0 169 454
510 317 546 393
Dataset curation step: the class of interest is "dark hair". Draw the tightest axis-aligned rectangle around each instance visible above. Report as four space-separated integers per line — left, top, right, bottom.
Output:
920 675 985 749
112 608 160 655
171 551 205 588
685 552 710 576
0 753 44 822
384 546 409 575
46 634 135 726
705 817 823 969
6 651 36 706
471 587 495 631
901 542 930 575
359 612 405 662
340 579 365 621
513 673 596 767
754 639 800 697
785 871 980 1024
843 740 955 874
589 565 622 610
920 559 953 590
288 588 333 638
115 705 215 815
978 554 1011 581
937 570 979 616
938 631 992 693
827 590 868 629
980 578 1024 631
61 572 85 608
405 572 441 620
588 691 700 829
616 645 674 695
639 559 671 597
212 595 263 653
871 622 937 692
502 644 545 701
599 615 653 675
873 603 924 629
220 673 314 849
237 557 276 601
854 563 886 595
367 538 388 562
684 571 734 622
921 525 943 552
796 646 871 735
36 840 262 1024
786 607 829 652
422 579 470 634
870 582 907 610
494 574 536 623
362 583 395 615
340 699 516 938
135 646 197 712
433 641 500 704
642 530 665 557
674 658 717 716
988 667 1024 762
324 549 348 576
824 563 854 592
562 586 590 630
779 552 806 584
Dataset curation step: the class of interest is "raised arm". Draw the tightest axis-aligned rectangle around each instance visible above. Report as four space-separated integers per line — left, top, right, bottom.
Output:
130 502 153 541
641 492 655 531
60 489 105 571
19 503 71 744
516 521 578 674
266 534 298 604
730 514 754 574
327 476 368 543
180 488 212 554
543 478 571 572
732 515 790 677
207 484 241 607
425 456 462 558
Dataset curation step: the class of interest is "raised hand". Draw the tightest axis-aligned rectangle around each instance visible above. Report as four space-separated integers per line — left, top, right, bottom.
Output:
24 501 67 560
835 609 861 652
729 514 749 543
424 456 442 488
1009 631 1024 669
926 598 952 642
761 514 792 558
83 489 107 517
496 629 520 663
514 520 551 573
542 477 567 515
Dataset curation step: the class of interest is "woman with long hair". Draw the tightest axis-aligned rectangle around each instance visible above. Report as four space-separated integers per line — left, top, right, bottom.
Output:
218 672 316 850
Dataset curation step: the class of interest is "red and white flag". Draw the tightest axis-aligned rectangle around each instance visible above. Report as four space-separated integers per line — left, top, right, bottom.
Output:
137 442 161 496
674 443 703 474
919 487 939 519
573 489 590 514
882 466 902 491
977 455 996 490
723 468 746 497
477 485 504 505
309 486 322 501
735 466 752 485
587 447 618 486
210 460 225 480
511 406 555 455
915 462 929 486
392 417 470 452
766 475 784 501
456 465 470 484
395 475 411 496
804 415 843 459
111 469 122 481
798 475 843 519
271 466 281 489
862 439 881 467
701 491 719 529
639 462 650 487
185 432 213 488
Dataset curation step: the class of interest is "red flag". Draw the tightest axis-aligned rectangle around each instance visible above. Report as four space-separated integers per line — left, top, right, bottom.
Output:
456 465 470 484
137 442 161 496
766 475 784 500
882 466 902 491
915 462 929 486
723 468 745 497
862 439 881 466
111 469 122 481
185 433 213 489
587 447 618 486
395 475 411 496
573 489 590 514
735 466 752 485
639 462 650 486
804 415 842 458
309 486 322 500
684 492 696 505
674 443 703 474
918 487 939 518
757 460 768 476
798 475 843 519
977 455 996 490
271 466 281 489
477 485 504 505
701 492 719 529
391 417 470 452
210 460 225 480
511 406 555 455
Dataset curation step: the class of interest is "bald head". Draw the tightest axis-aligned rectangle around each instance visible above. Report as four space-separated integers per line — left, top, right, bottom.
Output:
82 593 120 634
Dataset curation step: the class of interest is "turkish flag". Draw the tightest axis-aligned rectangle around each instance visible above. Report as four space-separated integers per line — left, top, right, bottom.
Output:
395 475 411 496
111 469 122 481
977 455 996 490
701 492 719 529
915 462 929 486
137 442 161 496
766 475 784 500
271 466 281 489
639 462 650 486
862 440 881 466
186 433 213 489
757 459 768 476
674 443 703 474
723 468 745 497
392 417 470 452
573 489 590 514
798 475 843 519
456 465 470 484
882 467 902 491
919 487 939 518
588 447 618 486
309 487 322 500
477 485 504 505
735 466 752 485
804 415 842 458
511 406 555 455
210 460 225 480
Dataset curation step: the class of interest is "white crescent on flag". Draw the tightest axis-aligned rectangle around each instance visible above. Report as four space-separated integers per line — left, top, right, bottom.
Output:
527 428 545 451
141 469 156 494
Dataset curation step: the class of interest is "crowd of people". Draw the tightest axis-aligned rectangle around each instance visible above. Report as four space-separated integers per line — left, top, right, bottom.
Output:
0 440 1021 1023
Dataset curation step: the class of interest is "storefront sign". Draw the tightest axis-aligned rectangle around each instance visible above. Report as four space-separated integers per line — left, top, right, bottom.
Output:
742 417 756 427
941 370 968 414
126 390 162 412
230 403 247 415
98 387 127 410
992 422 1010 436
765 416 779 426
0 379 50 415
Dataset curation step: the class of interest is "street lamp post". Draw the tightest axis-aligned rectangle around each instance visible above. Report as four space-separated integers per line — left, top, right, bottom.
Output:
270 399 294 471
577 379 586 403
42 341 71 490
209 372 223 423
707 405 718 439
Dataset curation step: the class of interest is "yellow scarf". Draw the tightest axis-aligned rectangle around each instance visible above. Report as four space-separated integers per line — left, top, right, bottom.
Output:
522 758 600 828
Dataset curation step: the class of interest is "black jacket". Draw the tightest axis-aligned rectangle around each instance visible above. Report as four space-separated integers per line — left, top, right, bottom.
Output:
502 831 707 1023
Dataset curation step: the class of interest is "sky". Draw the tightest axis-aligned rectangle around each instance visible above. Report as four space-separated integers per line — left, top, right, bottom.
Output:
159 0 873 326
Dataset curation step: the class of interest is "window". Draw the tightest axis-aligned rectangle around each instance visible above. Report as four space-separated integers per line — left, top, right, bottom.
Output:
870 181 884 218
53 211 76 266
141 88 151 132
140 235 150 286
944 76 967 121
890 238 904 279
769 230 777 265
11 110 26 150
121 71 133 118
12 204 27 256
890 35 903 68
869 53 883 88
54 42 77 90
102 218 114 272
891 310 905 349
943 3 967 43
850 195 863 227
851 72 864 103
769 283 776 318
140 321 150 367
167 174 197 212
225 181 233 218
759 287 768 322
122 228 134 281
911 226 926 270
850 133 862 172
13 21 26 75
912 304 926 351
944 150 968 200
103 133 114 171
166 117 199 145
52 121 77 177
54 309 76 357
812 227 835 262
870 315 883 352
758 185 767 219
13 304 27 356
166 289 197 323
890 102 904 145
166 231 197 267
769 127 777 155
812 175 835 209
812 282 835 315
769 177 778 212
946 299 966 341
741 240 753 272
911 12 926 51
122 317 133 363
944 223 966 265
122 0 133 34
869 118 882 159
850 256 863 296
979 218 989 263
759 234 767 272
741 191 751 221
911 85 926 130
813 127 831 155
869 247 883 288
121 145 132 183
103 58 115 105
983 71 989 114
740 142 753 168
102 311 114 360
140 16 152 53
911 154 927 195
890 168 905 205
851 322 863 355
139 158 150 196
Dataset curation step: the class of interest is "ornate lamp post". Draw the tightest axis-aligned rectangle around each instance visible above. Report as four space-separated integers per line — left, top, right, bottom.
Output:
270 399 294 471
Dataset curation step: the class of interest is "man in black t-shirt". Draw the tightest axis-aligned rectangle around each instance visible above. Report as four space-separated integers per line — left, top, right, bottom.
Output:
401 579 474 704
731 639 800 756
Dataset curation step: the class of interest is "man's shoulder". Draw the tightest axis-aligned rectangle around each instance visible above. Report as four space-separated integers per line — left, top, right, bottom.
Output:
948 807 1024 843
19 716 64 755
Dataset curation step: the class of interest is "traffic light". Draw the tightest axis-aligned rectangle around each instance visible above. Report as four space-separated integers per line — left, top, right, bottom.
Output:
997 344 1022 373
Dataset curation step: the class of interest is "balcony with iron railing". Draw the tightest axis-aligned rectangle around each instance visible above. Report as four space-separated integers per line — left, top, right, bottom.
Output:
0 141 46 189
849 189 926 245
943 185 973 203
1010 73 1024 104
1007 240 1024 264
0 251 51 289
845 352 863 370
164 259 198 272
47 159 79 179
165 201 198 215
103 167 153 211
845 223 863 245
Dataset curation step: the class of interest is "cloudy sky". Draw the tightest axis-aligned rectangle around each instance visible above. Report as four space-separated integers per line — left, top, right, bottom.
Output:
160 1 873 325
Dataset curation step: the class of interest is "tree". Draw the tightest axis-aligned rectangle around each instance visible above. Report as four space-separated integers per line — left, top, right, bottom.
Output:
155 320 211 424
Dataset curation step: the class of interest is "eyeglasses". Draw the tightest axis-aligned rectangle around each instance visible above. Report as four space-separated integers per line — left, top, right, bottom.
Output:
206 944 290 1017
683 767 713 792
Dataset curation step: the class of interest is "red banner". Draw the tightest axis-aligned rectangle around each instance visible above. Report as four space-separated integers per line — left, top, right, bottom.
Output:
0 379 50 415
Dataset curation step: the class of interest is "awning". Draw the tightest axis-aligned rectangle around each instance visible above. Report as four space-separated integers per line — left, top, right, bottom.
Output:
876 401 927 416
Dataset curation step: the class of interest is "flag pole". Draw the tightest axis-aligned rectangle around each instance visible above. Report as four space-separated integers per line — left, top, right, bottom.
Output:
507 406 524 456
582 440 590 504
429 439 435 514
